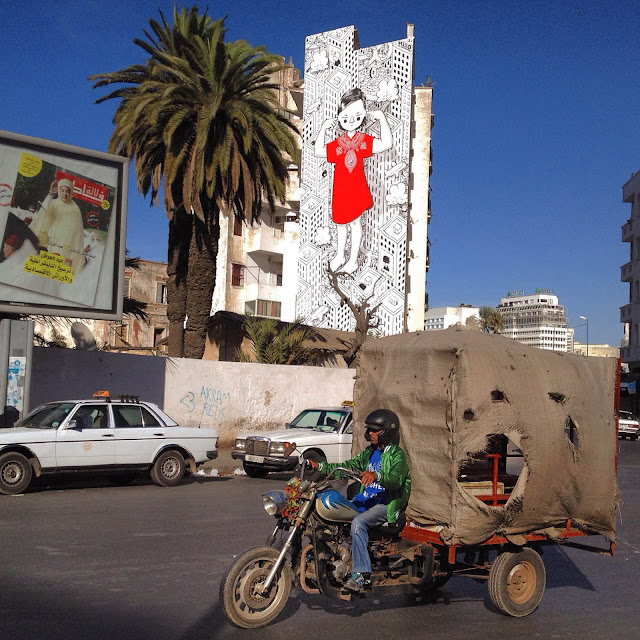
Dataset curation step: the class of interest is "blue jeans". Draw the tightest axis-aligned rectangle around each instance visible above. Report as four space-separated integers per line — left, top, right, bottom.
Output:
350 503 388 574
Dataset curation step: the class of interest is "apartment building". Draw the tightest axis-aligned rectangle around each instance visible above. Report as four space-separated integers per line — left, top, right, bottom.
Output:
210 59 301 321
211 53 433 332
621 170 640 372
496 289 569 352
424 305 479 331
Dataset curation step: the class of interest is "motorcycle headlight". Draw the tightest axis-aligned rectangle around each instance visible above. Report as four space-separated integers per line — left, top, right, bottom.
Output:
234 438 246 451
263 490 287 517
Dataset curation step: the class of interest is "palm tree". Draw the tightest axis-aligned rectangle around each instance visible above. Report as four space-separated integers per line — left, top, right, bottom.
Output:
90 6 298 358
479 306 504 334
236 315 318 365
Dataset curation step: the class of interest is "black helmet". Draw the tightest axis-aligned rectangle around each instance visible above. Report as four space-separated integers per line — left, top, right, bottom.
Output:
364 409 400 446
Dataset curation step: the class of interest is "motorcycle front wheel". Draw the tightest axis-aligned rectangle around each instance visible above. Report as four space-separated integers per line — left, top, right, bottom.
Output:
220 546 292 628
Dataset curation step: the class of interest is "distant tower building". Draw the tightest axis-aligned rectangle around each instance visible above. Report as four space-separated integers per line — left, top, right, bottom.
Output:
424 305 479 331
621 170 640 373
496 290 569 352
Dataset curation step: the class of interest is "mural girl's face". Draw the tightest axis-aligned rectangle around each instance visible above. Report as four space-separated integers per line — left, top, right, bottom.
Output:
339 99 365 132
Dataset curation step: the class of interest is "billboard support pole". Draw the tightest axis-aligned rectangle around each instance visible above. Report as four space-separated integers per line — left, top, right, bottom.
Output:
0 319 33 427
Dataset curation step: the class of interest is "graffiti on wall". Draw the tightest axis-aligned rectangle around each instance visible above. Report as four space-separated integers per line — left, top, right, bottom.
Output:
296 25 415 335
180 385 231 422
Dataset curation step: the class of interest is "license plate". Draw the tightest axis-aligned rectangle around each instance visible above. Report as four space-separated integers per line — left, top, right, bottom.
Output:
245 454 264 463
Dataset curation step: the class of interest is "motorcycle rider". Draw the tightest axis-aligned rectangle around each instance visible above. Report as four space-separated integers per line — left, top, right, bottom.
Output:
307 409 411 592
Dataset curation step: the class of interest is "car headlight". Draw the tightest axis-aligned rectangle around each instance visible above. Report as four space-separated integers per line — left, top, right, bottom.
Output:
235 438 246 451
263 490 287 516
269 441 296 456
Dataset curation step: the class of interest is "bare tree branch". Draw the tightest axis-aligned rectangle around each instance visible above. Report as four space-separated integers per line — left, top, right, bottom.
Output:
326 266 381 367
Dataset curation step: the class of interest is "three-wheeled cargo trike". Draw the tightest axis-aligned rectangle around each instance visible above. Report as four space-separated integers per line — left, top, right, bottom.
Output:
220 327 619 628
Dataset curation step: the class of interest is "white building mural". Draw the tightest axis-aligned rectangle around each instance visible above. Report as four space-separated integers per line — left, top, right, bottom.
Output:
296 26 415 335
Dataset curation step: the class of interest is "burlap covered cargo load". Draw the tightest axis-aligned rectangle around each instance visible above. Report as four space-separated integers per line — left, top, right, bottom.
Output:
353 326 619 546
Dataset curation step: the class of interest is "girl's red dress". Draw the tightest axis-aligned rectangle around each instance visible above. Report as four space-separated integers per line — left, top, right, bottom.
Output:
326 132 374 224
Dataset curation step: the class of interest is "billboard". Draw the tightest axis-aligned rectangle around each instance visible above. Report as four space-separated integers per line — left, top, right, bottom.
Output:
296 26 415 335
0 130 128 320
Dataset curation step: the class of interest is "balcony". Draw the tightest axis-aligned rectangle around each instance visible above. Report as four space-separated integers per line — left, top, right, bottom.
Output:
245 279 282 303
623 171 640 203
621 303 633 323
621 261 633 282
621 345 640 364
622 219 634 242
245 226 286 258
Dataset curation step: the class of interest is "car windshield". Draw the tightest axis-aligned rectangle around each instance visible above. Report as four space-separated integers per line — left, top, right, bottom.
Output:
14 403 76 429
288 410 347 432
620 412 634 420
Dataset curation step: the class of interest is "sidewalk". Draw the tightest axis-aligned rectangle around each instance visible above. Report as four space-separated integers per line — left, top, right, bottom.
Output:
199 445 243 476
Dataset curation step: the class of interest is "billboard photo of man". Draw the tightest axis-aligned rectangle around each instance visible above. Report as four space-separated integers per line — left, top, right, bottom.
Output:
29 177 85 273
0 148 116 307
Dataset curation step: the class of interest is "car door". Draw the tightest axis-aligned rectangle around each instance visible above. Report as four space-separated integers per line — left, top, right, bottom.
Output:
55 404 115 468
337 412 353 461
315 410 352 463
112 403 166 465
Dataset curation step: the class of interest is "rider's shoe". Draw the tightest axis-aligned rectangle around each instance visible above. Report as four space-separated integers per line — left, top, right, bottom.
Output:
343 572 367 592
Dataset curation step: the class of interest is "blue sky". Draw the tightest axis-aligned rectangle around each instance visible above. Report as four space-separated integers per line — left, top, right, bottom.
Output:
2 0 639 345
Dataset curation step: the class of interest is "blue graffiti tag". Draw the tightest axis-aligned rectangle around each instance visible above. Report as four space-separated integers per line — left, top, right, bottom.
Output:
180 392 196 412
179 386 232 422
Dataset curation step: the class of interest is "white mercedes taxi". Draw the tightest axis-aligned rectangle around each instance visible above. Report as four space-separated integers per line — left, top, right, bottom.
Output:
0 391 218 495
232 402 353 477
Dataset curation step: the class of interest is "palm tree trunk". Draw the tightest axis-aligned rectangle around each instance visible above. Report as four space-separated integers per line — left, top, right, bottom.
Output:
166 208 192 357
183 210 220 359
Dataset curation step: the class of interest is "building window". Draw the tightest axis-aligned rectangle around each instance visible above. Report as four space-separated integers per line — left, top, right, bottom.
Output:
232 263 245 287
233 218 243 236
256 299 281 319
123 277 131 298
276 273 283 287
156 282 167 304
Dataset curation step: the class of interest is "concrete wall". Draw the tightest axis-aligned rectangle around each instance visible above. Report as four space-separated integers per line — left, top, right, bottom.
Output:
30 347 355 446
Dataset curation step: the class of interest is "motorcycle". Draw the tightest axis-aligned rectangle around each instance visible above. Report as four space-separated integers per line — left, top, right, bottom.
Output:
219 463 447 629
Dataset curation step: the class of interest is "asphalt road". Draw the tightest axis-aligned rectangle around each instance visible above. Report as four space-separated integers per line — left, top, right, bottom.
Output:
2 443 640 640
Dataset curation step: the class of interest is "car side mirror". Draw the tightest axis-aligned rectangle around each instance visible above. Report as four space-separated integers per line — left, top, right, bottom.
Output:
285 422 291 428
67 419 82 430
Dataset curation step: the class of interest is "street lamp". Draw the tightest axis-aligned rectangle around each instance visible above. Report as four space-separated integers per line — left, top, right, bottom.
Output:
579 315 589 356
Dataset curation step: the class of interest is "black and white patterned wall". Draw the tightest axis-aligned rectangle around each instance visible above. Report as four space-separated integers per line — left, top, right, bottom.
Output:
296 26 415 335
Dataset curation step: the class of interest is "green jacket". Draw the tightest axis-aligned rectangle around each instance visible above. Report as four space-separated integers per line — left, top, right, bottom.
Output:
318 444 411 523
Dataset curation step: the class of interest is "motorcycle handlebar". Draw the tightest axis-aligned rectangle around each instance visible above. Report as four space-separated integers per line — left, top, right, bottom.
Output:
316 466 361 488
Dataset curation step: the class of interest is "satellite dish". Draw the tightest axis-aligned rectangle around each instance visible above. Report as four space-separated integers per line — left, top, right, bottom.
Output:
71 322 97 351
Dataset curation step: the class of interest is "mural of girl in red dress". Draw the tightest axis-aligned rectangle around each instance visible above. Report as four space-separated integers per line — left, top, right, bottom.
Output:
314 88 392 274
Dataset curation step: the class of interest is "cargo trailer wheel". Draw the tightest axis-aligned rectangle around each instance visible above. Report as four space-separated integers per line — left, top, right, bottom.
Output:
488 548 545 617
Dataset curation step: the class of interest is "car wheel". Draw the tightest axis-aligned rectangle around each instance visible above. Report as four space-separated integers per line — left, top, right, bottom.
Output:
243 462 269 478
633 434 639 441
488 548 545 617
0 452 33 495
151 450 186 487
